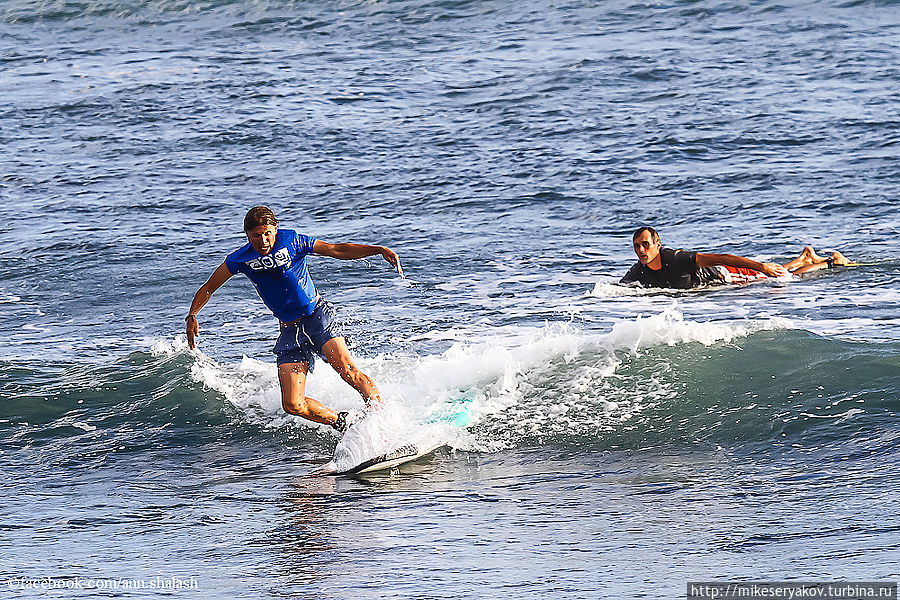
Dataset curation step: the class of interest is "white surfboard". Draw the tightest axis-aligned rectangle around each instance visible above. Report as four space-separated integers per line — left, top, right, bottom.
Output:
330 438 448 475
317 398 472 476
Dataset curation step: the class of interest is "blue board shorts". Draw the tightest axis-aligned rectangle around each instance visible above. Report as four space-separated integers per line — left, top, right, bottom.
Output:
272 299 343 369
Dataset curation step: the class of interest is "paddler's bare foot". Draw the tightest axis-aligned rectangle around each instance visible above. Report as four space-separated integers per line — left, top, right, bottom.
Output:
785 245 824 271
830 251 851 266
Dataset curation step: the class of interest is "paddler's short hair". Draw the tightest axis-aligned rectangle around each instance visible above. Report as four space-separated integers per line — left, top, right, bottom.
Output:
632 226 660 245
244 206 278 231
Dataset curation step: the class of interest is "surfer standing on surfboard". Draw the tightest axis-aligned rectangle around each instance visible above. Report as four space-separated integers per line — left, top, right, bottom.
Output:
621 226 851 289
185 206 403 434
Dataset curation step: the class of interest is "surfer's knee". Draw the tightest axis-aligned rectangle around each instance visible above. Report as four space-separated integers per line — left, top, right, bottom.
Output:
333 360 363 385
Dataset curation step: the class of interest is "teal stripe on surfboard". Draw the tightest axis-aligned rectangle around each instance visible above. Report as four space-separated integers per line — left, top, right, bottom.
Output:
424 397 473 427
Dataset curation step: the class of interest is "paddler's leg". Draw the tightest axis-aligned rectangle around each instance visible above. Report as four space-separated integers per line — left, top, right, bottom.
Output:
783 246 822 271
320 337 383 407
277 361 341 426
792 250 851 275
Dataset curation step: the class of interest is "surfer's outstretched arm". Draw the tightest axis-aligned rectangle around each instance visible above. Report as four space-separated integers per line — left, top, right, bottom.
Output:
696 247 851 278
313 240 403 276
185 262 234 349
695 253 788 277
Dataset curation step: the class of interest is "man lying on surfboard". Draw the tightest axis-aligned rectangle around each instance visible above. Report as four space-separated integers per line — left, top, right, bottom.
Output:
620 226 851 289
185 206 403 433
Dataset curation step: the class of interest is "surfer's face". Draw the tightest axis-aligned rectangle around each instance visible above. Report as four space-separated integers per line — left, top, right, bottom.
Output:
247 224 277 255
633 231 660 265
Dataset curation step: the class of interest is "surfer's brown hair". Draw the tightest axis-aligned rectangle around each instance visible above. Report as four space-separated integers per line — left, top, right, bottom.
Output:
244 206 278 231
633 226 660 245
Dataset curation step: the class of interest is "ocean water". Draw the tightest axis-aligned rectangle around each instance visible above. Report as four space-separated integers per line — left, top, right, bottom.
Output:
2 0 899 597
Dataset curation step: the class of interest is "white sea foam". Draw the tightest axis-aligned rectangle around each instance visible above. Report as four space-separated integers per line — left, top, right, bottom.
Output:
589 280 647 297
606 303 794 352
150 335 190 355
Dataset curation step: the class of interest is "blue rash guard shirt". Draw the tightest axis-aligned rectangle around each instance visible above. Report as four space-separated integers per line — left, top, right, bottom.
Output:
224 229 319 322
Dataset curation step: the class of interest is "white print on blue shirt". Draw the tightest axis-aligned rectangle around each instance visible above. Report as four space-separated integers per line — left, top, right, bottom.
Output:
246 247 292 271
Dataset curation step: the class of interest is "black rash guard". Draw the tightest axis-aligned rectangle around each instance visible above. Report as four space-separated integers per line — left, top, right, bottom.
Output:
619 247 723 289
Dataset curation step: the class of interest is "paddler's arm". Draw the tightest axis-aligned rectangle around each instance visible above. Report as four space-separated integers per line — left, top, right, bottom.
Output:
695 253 788 277
185 262 234 349
313 240 404 277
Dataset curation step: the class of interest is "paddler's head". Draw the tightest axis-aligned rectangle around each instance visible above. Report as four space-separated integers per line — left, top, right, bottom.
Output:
632 226 661 266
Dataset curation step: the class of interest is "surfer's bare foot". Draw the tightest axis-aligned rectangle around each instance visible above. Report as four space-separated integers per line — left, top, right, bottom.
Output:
804 245 825 262
830 251 850 266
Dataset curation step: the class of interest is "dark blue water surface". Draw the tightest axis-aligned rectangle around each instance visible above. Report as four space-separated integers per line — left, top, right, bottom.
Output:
2 1 899 598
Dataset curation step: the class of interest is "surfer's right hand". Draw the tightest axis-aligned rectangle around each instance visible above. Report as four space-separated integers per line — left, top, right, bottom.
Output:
380 246 404 277
186 315 198 349
761 262 789 277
